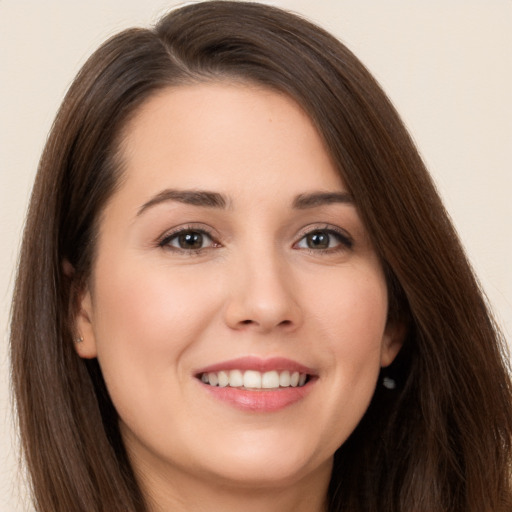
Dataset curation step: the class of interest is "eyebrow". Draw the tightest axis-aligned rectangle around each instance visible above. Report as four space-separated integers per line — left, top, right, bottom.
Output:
137 188 353 216
292 191 354 209
137 189 228 216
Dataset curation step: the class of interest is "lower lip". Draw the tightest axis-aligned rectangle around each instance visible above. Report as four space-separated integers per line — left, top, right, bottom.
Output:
200 381 315 412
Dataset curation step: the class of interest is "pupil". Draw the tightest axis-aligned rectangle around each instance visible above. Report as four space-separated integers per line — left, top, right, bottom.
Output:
308 231 329 249
179 232 203 249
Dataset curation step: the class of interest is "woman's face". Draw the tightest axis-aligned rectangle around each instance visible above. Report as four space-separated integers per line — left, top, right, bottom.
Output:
76 83 402 495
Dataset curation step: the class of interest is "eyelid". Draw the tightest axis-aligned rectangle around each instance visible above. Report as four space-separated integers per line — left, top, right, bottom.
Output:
157 224 220 251
293 224 354 250
155 222 353 254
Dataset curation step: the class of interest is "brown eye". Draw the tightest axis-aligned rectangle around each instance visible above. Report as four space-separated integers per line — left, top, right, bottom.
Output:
160 229 215 251
177 232 204 249
296 228 353 251
305 231 330 249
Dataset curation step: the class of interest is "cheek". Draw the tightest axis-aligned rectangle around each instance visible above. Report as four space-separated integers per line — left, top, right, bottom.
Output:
89 258 219 399
312 263 388 355
93 254 218 341
308 265 388 429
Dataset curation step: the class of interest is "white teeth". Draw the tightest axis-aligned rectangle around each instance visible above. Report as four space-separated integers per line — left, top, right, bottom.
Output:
243 370 261 389
229 369 243 387
217 371 229 387
262 371 279 389
279 371 290 387
200 369 309 389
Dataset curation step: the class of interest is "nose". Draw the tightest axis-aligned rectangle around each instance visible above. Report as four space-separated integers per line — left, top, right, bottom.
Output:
223 250 303 334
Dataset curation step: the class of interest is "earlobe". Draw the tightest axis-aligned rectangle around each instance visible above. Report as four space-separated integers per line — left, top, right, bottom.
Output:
74 288 98 359
62 259 75 277
380 321 406 368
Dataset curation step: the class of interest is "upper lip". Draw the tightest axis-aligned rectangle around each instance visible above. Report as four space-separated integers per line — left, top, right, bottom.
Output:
194 356 316 376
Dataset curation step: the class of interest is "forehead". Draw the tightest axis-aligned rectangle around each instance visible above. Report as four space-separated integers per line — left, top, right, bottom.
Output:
115 82 344 207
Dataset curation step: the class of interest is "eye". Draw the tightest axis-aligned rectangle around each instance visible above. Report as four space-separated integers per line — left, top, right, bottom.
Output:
295 228 353 251
159 228 217 252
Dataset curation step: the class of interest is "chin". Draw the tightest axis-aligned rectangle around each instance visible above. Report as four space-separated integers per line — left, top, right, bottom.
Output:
192 436 333 489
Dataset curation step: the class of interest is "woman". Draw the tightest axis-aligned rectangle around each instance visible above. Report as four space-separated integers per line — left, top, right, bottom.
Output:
10 2 512 511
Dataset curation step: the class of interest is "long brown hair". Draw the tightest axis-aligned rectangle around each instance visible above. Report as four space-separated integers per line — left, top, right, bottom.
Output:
10 2 512 511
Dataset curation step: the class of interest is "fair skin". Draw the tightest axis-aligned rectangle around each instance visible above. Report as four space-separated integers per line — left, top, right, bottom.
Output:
75 83 403 512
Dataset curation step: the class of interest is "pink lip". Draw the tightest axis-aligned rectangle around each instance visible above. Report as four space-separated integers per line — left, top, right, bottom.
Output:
201 384 314 412
194 356 317 413
195 356 316 375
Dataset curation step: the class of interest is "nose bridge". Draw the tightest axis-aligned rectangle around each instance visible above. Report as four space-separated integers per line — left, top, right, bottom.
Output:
224 239 302 332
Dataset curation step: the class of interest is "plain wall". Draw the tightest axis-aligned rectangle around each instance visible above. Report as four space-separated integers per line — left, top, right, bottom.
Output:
1 1 511 510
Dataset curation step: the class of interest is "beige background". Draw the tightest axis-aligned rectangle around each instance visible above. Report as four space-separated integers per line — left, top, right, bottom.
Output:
1 1 511 510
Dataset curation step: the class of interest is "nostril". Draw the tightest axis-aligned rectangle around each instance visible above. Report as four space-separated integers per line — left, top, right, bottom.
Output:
239 319 292 327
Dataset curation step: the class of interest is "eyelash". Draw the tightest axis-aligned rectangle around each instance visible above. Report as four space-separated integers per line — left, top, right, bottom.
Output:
293 225 354 253
157 224 353 255
158 225 219 255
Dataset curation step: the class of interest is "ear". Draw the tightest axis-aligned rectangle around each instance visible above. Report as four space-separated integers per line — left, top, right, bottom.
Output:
74 287 98 359
380 320 406 368
63 257 99 360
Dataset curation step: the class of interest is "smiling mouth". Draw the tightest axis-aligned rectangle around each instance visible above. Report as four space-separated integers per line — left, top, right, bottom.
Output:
198 369 310 390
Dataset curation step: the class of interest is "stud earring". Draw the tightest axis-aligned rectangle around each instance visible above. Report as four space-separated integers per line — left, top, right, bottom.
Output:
382 376 396 390
74 336 84 344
